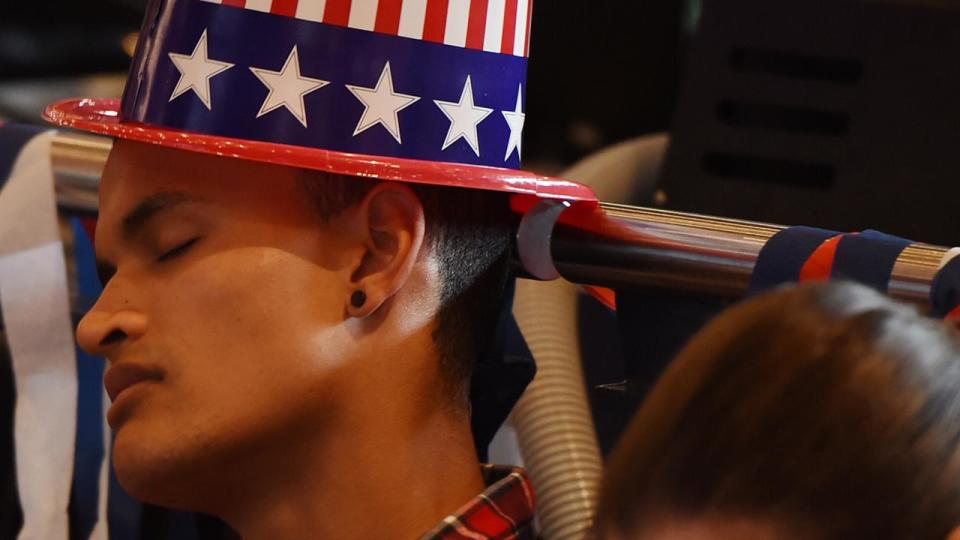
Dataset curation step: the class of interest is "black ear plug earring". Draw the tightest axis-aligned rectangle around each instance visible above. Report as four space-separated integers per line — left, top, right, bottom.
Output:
351 290 367 309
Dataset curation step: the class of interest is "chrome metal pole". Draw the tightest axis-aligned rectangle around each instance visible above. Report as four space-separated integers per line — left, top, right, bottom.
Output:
51 131 110 213
49 132 950 308
553 203 946 308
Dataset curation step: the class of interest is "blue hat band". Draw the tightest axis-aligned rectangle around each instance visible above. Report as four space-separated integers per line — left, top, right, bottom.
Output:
121 0 528 169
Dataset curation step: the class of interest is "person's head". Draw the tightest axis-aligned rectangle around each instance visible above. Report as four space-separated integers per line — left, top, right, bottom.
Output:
595 281 960 540
75 140 511 508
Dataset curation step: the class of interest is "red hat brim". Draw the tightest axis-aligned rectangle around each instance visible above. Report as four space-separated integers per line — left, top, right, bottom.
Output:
44 98 597 204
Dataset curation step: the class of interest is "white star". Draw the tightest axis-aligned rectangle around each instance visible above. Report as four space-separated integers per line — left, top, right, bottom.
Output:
434 76 493 157
502 84 526 161
168 29 234 110
346 62 420 144
249 46 329 128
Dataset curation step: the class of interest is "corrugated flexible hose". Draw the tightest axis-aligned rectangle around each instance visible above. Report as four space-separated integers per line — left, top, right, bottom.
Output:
511 278 603 539
510 134 669 539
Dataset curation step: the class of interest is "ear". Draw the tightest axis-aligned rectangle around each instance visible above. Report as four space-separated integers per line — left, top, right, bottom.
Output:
344 182 426 318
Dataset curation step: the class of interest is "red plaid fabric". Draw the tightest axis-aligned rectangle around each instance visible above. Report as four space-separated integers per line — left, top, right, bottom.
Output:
420 465 537 540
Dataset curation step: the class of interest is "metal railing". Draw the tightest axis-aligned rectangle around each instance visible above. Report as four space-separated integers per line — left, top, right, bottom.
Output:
552 203 946 308
51 131 950 309
52 132 109 214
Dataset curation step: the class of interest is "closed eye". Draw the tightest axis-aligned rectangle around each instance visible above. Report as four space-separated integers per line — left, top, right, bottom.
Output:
157 237 200 263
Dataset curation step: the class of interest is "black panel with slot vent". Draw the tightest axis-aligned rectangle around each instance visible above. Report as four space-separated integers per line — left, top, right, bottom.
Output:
660 0 960 245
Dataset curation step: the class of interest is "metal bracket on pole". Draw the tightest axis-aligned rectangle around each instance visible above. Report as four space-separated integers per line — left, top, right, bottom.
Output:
515 199 571 281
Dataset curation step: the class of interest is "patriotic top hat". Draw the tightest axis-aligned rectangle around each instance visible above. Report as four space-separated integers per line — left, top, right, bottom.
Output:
43 0 596 203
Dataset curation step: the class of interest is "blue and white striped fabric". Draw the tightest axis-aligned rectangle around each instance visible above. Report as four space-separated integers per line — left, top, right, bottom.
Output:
68 217 112 540
0 123 79 539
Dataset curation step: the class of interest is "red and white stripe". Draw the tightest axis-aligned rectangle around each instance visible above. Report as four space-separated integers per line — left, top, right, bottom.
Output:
199 0 534 56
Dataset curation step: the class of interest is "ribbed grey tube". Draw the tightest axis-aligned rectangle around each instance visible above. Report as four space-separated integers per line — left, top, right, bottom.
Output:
512 278 603 539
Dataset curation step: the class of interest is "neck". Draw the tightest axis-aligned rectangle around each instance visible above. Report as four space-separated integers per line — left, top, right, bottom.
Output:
213 390 484 539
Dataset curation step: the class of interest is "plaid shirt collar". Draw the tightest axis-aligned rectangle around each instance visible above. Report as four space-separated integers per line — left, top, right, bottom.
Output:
419 465 537 540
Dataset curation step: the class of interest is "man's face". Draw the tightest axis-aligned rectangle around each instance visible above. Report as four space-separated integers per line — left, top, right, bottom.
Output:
77 140 357 505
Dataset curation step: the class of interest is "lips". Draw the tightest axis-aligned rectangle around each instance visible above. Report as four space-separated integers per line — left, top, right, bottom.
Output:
104 362 163 402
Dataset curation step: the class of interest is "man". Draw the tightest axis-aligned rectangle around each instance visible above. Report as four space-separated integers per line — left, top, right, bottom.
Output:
45 0 595 537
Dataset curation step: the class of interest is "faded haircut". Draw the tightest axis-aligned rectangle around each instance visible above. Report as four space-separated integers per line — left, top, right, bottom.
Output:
300 170 513 405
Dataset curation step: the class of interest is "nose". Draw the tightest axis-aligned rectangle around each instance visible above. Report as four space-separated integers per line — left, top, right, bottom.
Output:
76 293 147 358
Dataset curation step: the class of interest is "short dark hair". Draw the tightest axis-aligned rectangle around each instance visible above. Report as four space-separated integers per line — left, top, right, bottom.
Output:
596 281 960 539
300 171 512 404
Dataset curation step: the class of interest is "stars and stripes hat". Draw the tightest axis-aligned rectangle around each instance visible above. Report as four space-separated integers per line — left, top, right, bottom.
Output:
42 0 596 202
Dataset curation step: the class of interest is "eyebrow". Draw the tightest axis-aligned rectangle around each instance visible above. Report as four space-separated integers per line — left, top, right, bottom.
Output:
122 191 191 239
95 191 193 285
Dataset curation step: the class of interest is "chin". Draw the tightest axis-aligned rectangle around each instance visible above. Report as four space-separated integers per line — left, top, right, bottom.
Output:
111 424 212 511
